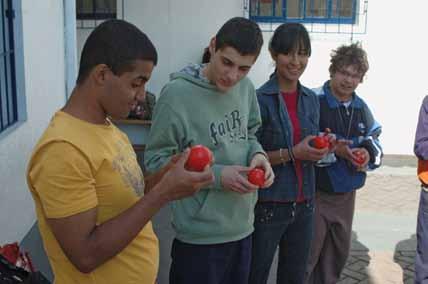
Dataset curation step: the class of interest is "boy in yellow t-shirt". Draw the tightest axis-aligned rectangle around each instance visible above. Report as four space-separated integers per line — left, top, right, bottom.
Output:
26 19 214 284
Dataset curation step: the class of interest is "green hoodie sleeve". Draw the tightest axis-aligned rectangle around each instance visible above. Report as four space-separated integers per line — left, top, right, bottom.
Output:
246 83 266 165
210 164 225 189
145 99 226 189
144 101 186 174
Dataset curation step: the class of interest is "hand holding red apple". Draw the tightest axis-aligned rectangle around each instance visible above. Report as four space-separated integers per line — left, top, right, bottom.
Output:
310 128 331 149
353 150 365 165
248 168 265 187
185 145 213 172
249 153 275 188
311 135 330 149
157 148 214 202
351 148 369 171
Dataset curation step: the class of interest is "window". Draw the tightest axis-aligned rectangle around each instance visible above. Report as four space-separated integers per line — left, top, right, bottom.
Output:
250 0 356 24
76 0 116 20
0 0 17 133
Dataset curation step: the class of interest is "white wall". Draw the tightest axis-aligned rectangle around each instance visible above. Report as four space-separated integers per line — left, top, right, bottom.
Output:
77 0 244 96
147 0 243 94
250 0 428 155
0 0 67 243
358 0 428 155
76 0 427 155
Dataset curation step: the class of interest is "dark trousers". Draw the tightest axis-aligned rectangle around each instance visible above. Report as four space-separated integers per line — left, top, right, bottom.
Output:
249 200 315 284
415 188 428 284
169 235 252 284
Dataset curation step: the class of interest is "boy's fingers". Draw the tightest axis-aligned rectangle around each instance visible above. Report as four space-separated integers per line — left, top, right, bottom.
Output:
177 148 190 166
236 166 253 173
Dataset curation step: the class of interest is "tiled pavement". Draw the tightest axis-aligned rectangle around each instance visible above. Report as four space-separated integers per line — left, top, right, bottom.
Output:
338 166 419 284
153 165 420 284
20 158 420 284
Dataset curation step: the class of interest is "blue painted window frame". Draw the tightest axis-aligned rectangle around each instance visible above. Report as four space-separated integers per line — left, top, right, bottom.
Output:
0 0 26 138
250 0 357 24
0 0 17 133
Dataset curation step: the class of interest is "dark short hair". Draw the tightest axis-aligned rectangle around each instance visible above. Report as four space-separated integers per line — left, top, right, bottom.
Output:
329 43 369 79
215 17 263 56
201 47 211 64
77 19 158 84
269 23 311 57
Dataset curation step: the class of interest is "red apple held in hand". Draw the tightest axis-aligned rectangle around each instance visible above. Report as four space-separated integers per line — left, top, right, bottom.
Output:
311 128 332 149
311 135 330 149
248 168 265 187
353 151 365 165
185 145 213 172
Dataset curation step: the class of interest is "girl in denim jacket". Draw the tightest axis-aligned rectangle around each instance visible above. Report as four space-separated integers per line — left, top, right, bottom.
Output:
249 23 329 284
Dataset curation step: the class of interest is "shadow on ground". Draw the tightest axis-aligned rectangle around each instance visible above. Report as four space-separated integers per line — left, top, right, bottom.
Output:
393 234 416 284
338 231 373 284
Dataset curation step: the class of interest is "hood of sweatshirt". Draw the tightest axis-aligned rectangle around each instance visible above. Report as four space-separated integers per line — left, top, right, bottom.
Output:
170 63 219 91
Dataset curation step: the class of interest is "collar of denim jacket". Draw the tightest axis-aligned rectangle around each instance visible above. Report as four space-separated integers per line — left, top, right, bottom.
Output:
257 73 312 98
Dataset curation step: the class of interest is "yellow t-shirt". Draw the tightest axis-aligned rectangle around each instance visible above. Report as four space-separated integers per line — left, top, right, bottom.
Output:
27 111 159 284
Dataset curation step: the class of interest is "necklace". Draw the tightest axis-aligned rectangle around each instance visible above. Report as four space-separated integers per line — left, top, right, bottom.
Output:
336 100 354 139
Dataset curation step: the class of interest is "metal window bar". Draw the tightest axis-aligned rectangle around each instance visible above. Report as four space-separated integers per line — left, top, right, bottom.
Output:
0 0 17 133
77 0 123 29
250 0 356 23
248 0 367 35
76 0 116 19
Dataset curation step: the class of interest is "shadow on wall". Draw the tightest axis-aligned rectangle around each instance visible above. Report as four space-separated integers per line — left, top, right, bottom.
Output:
152 205 175 284
18 205 176 284
393 234 416 283
19 208 175 284
20 222 53 282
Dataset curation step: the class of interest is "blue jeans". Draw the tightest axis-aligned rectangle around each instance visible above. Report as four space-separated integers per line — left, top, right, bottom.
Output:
169 235 252 284
415 188 428 284
249 200 314 284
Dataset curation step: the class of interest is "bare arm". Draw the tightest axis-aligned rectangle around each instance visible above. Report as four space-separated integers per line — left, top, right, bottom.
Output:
46 150 214 273
144 154 180 194
47 189 165 273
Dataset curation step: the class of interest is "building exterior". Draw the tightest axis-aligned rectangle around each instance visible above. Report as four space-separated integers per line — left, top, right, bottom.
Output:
1 0 426 282
0 0 76 279
77 0 428 155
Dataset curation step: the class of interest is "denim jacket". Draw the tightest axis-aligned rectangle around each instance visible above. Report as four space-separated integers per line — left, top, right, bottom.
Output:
255 74 320 202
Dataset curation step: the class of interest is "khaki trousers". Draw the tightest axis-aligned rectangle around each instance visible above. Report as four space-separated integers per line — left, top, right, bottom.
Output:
305 190 356 284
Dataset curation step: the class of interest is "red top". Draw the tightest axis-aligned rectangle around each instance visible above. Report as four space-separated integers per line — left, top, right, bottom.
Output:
282 90 305 202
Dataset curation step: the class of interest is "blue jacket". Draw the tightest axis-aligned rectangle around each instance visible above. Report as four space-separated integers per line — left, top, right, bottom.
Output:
255 74 320 201
314 81 383 193
415 96 428 160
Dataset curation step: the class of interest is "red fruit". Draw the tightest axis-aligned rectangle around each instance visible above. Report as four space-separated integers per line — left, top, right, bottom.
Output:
353 151 365 165
248 168 265 187
185 145 213 172
312 136 330 149
0 242 20 264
